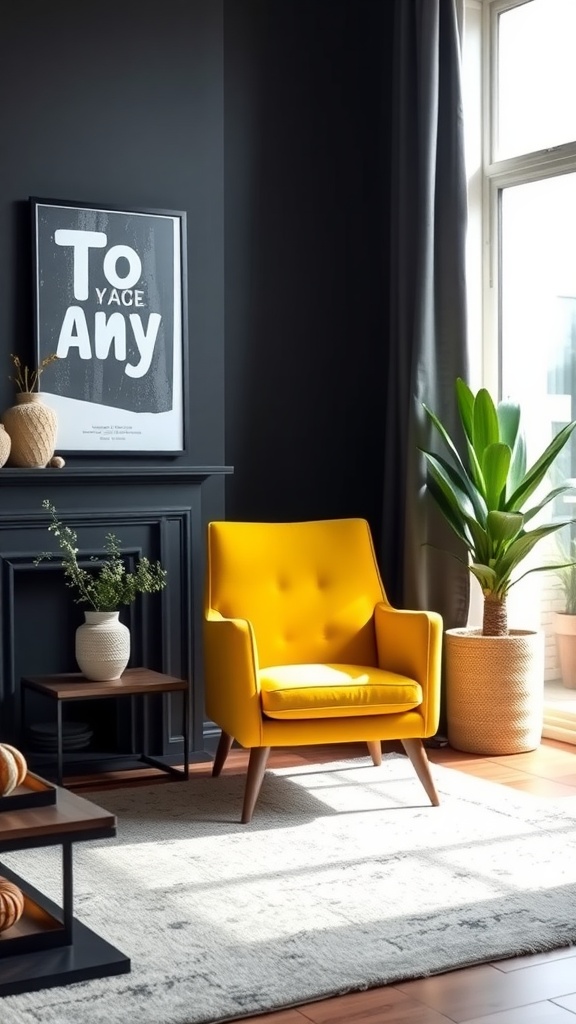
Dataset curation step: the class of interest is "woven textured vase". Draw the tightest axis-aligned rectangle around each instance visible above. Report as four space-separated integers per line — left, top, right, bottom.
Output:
445 627 544 755
2 392 57 468
75 611 130 681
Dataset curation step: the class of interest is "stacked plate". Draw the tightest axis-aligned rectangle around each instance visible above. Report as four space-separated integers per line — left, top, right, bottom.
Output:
28 721 94 753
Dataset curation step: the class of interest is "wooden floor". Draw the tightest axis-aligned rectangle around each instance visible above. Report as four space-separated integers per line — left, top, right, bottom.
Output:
72 738 576 1024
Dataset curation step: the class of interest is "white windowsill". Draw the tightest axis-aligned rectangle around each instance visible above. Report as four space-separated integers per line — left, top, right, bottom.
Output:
543 681 576 744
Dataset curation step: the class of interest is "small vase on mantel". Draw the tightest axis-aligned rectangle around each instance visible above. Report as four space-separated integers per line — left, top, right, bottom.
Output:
2 393 57 468
0 426 11 468
75 611 131 682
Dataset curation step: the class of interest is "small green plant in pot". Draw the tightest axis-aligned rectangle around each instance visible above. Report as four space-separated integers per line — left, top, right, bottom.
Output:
553 533 576 615
553 532 576 689
419 379 576 754
37 501 167 681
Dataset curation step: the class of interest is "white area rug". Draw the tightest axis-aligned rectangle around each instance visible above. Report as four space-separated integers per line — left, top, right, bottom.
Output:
3 754 576 1024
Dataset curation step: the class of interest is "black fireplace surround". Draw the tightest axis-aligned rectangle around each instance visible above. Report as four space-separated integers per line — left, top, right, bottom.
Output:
0 464 231 778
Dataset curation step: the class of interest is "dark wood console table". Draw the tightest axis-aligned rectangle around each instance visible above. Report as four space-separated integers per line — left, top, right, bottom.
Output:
0 782 130 996
20 668 190 786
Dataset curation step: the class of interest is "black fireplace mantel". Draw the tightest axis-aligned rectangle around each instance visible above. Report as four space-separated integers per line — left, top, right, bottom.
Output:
0 465 233 487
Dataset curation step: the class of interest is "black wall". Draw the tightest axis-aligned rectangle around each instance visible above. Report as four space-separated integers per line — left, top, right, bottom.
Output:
224 0 392 533
0 0 227 760
0 0 394 758
1 0 395 538
0 0 225 483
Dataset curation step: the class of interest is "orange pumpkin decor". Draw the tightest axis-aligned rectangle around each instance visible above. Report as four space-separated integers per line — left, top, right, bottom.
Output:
0 878 25 932
0 744 28 796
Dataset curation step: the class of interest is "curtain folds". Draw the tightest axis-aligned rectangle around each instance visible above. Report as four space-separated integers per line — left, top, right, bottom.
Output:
381 0 470 633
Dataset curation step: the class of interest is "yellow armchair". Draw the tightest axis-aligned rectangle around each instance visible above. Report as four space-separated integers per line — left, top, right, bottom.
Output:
204 518 442 822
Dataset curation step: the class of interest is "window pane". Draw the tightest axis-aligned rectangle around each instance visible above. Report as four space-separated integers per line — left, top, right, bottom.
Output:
497 0 576 161
500 173 576 515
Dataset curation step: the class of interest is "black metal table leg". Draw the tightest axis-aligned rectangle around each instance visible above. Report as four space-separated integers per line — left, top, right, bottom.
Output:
62 841 73 944
183 684 190 780
56 701 63 786
19 683 26 753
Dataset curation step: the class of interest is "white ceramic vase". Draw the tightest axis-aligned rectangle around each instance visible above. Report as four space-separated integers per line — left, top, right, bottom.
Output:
75 611 130 681
0 426 11 468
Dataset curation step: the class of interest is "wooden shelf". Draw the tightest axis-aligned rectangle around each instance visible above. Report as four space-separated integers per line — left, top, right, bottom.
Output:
0 890 65 956
0 772 56 813
0 782 130 994
22 667 188 700
0 785 115 845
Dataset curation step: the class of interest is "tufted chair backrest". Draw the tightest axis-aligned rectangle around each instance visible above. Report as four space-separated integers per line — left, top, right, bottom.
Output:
206 519 387 668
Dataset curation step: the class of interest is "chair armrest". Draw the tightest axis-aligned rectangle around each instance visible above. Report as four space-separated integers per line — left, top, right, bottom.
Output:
374 602 443 735
203 610 264 746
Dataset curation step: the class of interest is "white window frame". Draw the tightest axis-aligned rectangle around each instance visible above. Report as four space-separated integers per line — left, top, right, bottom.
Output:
468 0 576 740
478 0 576 398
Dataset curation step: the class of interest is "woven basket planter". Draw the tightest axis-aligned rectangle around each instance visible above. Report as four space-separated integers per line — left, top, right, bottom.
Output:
445 628 544 755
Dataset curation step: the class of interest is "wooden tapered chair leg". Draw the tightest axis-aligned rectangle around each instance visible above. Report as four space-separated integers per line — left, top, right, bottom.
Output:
401 738 440 806
212 730 234 777
367 740 382 766
241 746 271 824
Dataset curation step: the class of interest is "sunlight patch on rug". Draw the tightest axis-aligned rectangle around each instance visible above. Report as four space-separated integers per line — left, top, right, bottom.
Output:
2 754 576 1024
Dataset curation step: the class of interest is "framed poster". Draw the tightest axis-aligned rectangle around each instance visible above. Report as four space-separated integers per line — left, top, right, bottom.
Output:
31 198 188 455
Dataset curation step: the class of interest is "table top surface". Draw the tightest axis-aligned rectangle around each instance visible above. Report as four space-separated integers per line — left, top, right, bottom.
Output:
0 783 116 845
20 667 188 699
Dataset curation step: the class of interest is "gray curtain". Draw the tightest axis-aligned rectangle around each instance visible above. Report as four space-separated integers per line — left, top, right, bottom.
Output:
381 0 470 632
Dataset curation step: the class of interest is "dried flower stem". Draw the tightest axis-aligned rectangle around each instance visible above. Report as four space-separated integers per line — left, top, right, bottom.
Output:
9 353 59 393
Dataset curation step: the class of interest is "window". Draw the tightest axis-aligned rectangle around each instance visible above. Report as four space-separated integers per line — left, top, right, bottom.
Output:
465 0 576 737
496 0 576 161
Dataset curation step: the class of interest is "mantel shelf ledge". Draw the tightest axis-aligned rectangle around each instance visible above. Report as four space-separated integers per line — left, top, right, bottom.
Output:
0 465 234 487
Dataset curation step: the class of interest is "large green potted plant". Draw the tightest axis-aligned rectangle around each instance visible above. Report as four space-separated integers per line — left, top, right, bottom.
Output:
420 378 576 754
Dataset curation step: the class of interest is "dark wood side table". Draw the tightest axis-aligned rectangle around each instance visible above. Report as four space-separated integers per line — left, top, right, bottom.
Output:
20 667 190 786
0 783 130 995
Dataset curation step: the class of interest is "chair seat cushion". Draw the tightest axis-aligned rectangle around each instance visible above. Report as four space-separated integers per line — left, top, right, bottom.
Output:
259 663 422 719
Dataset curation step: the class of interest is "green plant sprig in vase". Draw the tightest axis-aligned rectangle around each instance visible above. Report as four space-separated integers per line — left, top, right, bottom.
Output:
36 501 168 681
36 500 167 611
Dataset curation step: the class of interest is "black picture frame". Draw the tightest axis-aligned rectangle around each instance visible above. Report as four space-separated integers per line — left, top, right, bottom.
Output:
31 197 188 456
